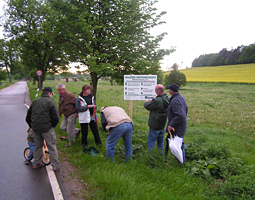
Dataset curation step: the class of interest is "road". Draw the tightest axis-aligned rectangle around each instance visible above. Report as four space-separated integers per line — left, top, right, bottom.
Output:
0 81 56 200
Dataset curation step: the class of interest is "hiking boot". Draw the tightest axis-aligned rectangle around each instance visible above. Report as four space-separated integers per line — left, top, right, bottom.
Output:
32 162 44 169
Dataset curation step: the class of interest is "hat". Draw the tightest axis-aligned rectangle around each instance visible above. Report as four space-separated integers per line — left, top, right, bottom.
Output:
43 87 54 94
166 84 179 92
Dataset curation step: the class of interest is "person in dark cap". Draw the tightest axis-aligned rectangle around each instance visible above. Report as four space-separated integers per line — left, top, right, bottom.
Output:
26 87 60 171
166 83 179 92
165 83 188 163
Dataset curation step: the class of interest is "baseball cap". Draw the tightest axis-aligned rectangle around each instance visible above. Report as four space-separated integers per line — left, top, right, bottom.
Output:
42 87 54 95
166 84 179 92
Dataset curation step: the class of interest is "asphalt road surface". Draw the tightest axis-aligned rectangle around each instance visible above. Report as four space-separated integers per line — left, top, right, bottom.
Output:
0 81 55 200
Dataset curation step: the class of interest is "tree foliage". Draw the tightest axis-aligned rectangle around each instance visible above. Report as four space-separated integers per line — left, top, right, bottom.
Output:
238 44 255 64
4 0 69 88
0 69 7 81
0 39 20 83
171 63 179 70
192 44 255 67
164 70 186 88
4 0 173 94
50 0 174 96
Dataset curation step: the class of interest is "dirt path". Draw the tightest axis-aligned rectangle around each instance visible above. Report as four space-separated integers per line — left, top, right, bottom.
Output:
59 155 89 200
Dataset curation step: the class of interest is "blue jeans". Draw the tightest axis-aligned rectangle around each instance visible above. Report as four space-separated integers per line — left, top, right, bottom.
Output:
106 123 133 160
27 142 35 160
147 128 164 151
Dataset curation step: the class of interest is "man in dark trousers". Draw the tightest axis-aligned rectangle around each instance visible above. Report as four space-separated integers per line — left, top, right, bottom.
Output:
144 84 169 152
26 87 60 171
165 83 188 162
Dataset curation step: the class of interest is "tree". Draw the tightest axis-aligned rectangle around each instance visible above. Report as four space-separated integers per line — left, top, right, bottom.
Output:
50 0 174 98
4 0 69 89
164 70 186 87
0 39 20 83
238 44 255 64
171 63 179 70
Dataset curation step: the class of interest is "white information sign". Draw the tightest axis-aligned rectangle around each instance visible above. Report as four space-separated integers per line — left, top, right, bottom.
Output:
124 75 157 100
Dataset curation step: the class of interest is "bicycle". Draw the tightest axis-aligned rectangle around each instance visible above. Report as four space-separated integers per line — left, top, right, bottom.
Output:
23 140 51 165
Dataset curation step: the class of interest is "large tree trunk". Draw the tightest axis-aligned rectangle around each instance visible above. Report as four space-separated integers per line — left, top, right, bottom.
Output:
90 71 98 101
5 65 12 83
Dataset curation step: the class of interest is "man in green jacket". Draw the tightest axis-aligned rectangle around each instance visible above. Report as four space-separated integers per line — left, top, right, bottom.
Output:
144 84 169 152
26 87 60 171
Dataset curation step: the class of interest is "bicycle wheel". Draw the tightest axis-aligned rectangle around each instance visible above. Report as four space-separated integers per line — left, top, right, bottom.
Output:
24 147 33 161
42 150 51 165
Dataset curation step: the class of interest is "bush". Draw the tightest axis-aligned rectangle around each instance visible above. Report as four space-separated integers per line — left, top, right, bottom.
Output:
46 74 55 80
0 69 7 81
13 73 21 80
164 70 186 87
77 75 85 81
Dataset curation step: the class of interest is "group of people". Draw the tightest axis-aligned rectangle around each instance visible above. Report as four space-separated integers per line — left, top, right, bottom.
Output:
25 82 188 171
144 83 188 162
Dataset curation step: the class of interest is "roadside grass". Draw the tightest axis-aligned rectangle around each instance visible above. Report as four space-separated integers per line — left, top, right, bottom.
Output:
179 63 255 83
0 79 18 90
27 80 255 199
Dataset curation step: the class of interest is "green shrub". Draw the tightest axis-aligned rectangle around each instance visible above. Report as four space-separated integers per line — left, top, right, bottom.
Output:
0 70 7 81
207 173 255 199
46 74 55 80
13 73 21 80
164 69 186 87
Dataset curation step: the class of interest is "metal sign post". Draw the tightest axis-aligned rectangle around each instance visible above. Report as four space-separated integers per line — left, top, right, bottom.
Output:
36 70 43 91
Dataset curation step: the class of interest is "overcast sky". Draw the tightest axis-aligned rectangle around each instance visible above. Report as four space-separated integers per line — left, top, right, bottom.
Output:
1 0 255 72
153 0 255 70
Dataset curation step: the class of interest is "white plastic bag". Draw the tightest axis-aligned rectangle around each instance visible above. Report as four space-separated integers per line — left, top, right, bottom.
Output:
168 136 183 163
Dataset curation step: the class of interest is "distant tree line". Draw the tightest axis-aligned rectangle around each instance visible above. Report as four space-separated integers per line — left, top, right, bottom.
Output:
192 43 255 67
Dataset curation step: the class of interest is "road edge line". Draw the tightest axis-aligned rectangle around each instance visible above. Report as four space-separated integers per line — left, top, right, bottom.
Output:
46 165 64 200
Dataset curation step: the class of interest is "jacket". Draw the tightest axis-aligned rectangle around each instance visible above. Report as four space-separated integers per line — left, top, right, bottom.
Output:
166 92 188 137
100 106 133 132
75 94 95 123
58 91 77 117
144 93 170 130
26 93 59 134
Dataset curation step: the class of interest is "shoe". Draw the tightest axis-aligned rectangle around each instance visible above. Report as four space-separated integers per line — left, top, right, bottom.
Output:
25 160 30 165
32 162 44 169
53 166 60 172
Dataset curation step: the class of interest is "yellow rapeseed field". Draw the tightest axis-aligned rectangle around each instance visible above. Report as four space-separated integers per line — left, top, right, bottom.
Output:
180 63 255 83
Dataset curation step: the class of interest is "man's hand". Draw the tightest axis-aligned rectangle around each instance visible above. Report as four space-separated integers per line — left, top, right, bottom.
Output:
168 125 174 133
145 100 152 102
88 105 96 108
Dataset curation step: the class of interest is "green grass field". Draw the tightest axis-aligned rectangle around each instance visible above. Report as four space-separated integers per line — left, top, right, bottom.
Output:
27 78 255 199
180 63 255 83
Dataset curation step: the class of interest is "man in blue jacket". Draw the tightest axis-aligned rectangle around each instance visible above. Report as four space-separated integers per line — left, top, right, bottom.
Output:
165 84 188 162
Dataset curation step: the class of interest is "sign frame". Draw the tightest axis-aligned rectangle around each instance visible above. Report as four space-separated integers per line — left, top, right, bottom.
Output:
124 75 157 101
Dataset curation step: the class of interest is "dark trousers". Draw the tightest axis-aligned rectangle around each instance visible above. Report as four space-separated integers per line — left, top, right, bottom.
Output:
80 121 102 146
